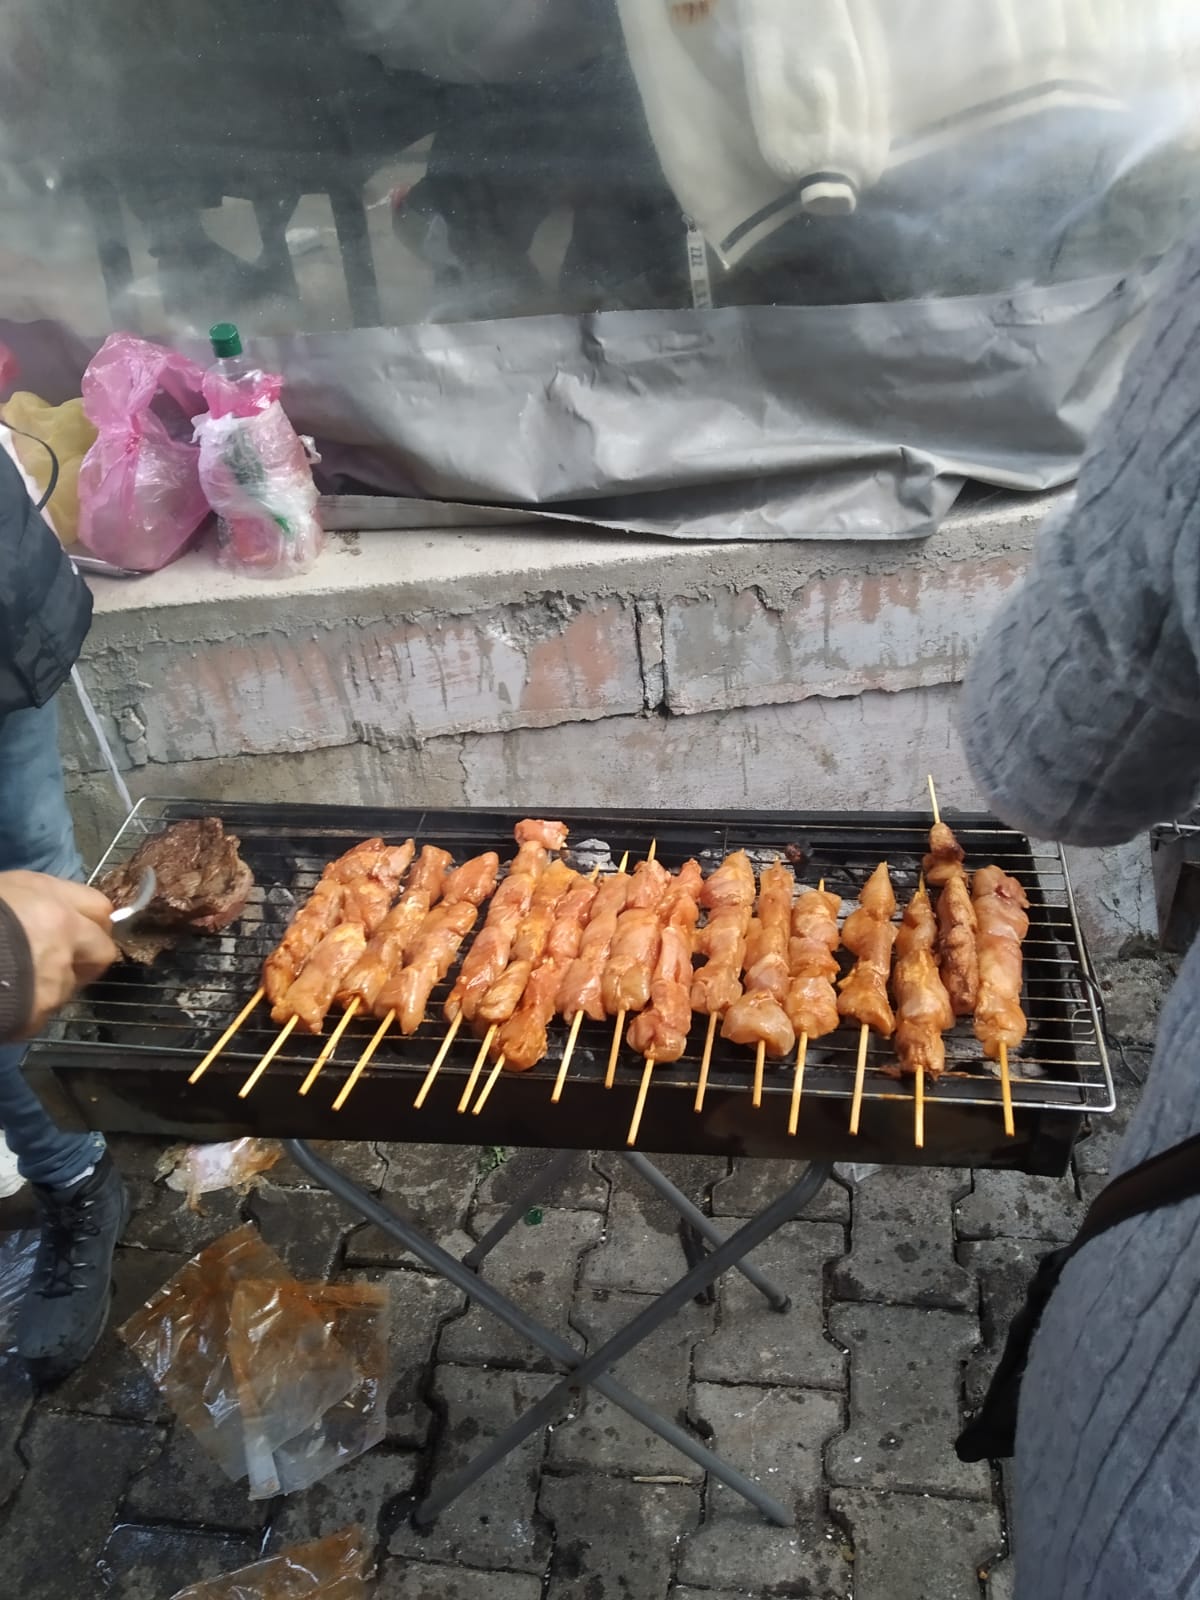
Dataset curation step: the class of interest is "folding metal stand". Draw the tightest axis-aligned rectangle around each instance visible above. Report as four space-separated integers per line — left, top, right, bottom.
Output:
285 1138 833 1528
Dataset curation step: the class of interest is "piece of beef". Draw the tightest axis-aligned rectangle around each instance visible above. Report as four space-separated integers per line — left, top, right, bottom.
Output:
99 818 253 964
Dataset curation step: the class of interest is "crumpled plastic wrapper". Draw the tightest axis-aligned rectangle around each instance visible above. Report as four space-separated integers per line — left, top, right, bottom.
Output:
120 1226 387 1497
158 1139 282 1209
0 1230 38 1350
167 1525 371 1599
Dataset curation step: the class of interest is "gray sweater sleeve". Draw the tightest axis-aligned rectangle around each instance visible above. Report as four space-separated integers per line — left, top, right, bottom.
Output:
961 239 1200 847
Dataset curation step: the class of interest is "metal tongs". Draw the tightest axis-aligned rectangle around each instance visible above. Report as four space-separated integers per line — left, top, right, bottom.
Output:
110 868 156 926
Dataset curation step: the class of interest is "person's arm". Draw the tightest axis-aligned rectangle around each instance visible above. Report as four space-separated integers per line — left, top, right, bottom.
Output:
0 872 117 1042
961 241 1200 847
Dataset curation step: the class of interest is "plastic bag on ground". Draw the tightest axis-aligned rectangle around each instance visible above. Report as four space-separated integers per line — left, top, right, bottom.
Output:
166 1525 372 1599
0 1230 39 1350
119 1224 357 1489
158 1138 282 1209
271 1281 390 1495
78 332 210 571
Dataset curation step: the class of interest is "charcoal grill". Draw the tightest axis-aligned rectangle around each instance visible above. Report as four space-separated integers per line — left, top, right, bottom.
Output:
27 798 1113 1527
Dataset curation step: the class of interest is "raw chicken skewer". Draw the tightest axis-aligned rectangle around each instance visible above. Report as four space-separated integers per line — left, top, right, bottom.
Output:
892 879 954 1148
972 864 1030 1139
690 849 756 1112
600 843 669 1087
838 861 898 1135
625 860 703 1146
551 852 631 1102
471 867 603 1115
720 861 797 1106
783 880 841 1135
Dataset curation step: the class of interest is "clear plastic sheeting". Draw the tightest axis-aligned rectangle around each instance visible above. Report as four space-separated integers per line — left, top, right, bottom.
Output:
167 1525 372 1600
0 1 1198 537
119 1225 388 1499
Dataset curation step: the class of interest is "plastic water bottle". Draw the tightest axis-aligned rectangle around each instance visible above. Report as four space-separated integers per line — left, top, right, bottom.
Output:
195 322 323 576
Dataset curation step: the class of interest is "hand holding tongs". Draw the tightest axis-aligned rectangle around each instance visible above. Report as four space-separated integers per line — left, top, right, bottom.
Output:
110 868 156 926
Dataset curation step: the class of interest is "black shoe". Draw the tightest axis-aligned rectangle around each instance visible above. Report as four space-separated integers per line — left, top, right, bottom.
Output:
17 1153 130 1384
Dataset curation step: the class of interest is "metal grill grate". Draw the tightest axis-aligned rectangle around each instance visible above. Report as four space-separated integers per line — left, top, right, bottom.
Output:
34 799 1113 1147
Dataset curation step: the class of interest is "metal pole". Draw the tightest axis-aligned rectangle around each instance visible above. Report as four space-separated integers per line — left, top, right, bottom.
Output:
284 1141 829 1526
462 1149 580 1270
622 1152 791 1310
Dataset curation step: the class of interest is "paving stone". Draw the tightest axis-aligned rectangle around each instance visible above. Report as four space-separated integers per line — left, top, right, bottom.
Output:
274 1139 389 1192
549 1290 714 1477
832 1489 1004 1600
955 1171 1084 1243
125 1421 268 1533
670 1591 754 1600
1072 1101 1130 1177
98 1524 258 1600
541 1471 698 1600
345 1221 477 1270
390 1364 556 1574
244 1182 355 1279
713 1159 850 1223
826 1304 990 1499
582 1186 692 1296
341 1268 465 1446
1078 1172 1107 1205
833 1168 975 1311
958 1239 1055 1408
377 1563 544 1600
106 1133 179 1181
270 1444 420 1547
0 1352 33 1506
476 1147 608 1213
3 1412 159 1599
597 1151 730 1208
380 1142 482 1234
694 1221 845 1390
124 1180 245 1254
676 1383 847 1595
47 1247 179 1422
440 1207 602 1370
987 1557 1016 1600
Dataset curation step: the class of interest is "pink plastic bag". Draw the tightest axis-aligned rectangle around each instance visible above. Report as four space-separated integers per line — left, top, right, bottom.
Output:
78 333 211 571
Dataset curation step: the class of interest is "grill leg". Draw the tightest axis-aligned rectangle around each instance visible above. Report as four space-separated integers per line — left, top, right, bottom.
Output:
283 1140 829 1531
462 1149 580 1270
621 1151 791 1311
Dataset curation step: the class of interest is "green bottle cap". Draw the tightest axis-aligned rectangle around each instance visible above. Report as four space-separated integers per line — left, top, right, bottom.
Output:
209 322 242 358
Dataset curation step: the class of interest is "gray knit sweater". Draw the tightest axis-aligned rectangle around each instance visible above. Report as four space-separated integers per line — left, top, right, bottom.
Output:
961 236 1200 1600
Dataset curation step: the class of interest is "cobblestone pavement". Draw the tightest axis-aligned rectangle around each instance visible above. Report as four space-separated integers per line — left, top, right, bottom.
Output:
0 1016 1151 1599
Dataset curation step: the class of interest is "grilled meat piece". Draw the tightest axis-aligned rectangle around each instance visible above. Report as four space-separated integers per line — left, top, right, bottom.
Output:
99 817 254 967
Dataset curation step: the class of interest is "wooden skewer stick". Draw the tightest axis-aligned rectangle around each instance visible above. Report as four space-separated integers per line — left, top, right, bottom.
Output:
238 1015 298 1099
414 1012 463 1109
472 1053 507 1115
646 838 657 862
915 1065 925 1148
605 1013 626 1088
552 1010 585 1104
190 987 264 1085
785 877 825 1134
627 1053 655 1146
999 1041 1015 1138
298 998 360 1096
927 773 941 826
332 1010 393 1111
848 1023 870 1135
752 1040 766 1109
788 1034 809 1136
458 1025 496 1112
693 1012 718 1113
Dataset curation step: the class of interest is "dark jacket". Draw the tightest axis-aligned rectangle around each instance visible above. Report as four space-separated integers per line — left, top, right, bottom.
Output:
0 448 91 716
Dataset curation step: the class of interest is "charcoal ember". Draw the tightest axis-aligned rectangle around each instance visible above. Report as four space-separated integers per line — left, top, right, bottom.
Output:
100 819 254 966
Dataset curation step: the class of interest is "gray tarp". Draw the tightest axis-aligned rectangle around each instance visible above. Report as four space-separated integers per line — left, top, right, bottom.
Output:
224 262 1163 540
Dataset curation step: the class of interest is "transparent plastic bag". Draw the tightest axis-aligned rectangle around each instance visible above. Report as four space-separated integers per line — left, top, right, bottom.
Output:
158 1139 283 1210
167 1525 371 1600
195 363 323 578
271 1281 389 1495
0 1230 38 1350
77 332 210 571
119 1225 357 1490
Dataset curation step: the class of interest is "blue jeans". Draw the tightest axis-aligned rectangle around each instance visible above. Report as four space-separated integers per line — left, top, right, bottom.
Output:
0 697 105 1188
